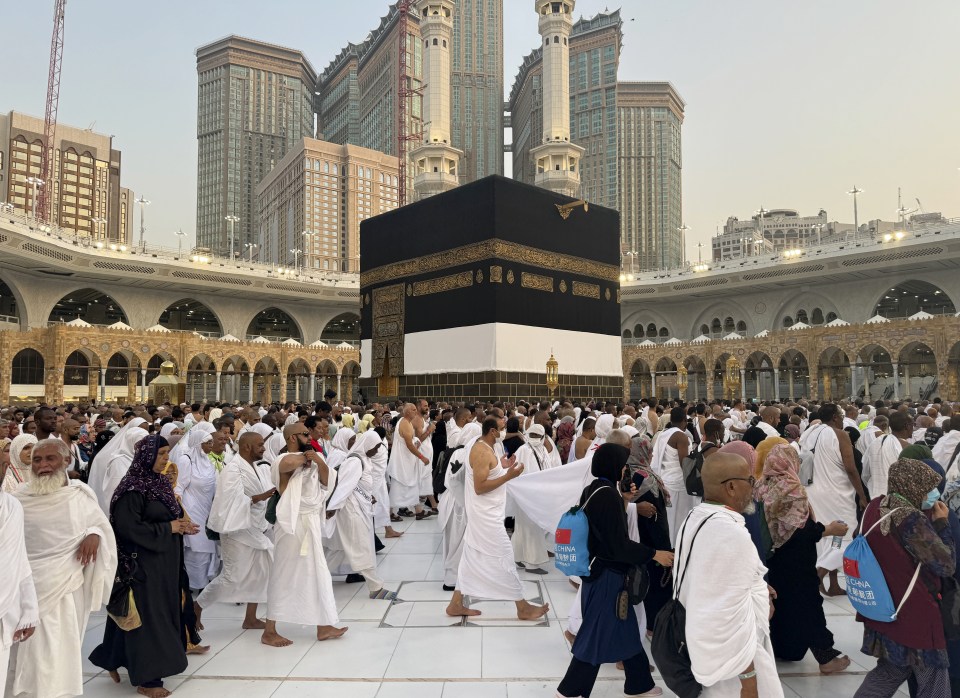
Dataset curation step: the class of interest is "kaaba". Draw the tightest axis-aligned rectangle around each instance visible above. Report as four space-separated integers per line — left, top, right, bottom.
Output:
359 175 622 403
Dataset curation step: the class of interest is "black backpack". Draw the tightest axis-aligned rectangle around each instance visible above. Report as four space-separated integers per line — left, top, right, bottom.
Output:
433 444 464 496
651 512 717 698
681 443 717 498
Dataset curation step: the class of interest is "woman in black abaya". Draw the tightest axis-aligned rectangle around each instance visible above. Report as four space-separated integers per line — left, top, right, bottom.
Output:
89 435 199 698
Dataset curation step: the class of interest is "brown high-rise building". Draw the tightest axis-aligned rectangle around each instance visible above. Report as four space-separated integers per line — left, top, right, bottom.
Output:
0 110 126 242
195 36 317 258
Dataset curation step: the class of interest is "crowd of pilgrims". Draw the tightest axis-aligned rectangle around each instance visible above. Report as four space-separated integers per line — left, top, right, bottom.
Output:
1 394 960 698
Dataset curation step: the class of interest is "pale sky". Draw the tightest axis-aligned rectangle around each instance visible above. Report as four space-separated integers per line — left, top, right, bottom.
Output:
3 0 958 258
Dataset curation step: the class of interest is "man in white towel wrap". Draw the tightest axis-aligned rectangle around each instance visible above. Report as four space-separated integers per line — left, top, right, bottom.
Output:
12 439 117 698
389 403 432 520
446 418 549 621
675 451 783 698
438 421 481 591
197 432 276 630
262 424 347 647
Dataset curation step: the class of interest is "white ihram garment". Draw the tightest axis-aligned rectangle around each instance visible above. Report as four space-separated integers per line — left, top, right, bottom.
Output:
511 440 552 568
388 418 424 509
676 504 783 698
935 431 960 479
89 420 148 514
1 491 38 693
198 455 274 606
369 437 392 528
177 430 220 588
325 432 383 591
267 457 339 626
419 422 435 496
651 426 696 545
13 481 117 698
805 428 857 571
439 424 478 587
457 440 524 601
862 434 903 498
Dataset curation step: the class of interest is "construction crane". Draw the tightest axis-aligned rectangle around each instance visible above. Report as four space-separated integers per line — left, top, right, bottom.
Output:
396 0 421 206
38 0 67 223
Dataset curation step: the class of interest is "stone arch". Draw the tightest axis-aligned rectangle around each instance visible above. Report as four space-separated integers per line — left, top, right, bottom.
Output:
627 358 652 400
857 343 894 401
219 355 252 403
158 299 224 336
622 329 632 339
622 308 674 339
0 272 27 330
252 356 282 404
246 307 304 343
146 353 177 383
315 359 339 401
691 299 753 340
712 352 733 399
772 292 839 332
47 287 131 326
11 348 45 386
341 360 361 403
320 313 360 344
682 355 708 401
898 341 938 401
947 342 960 400
286 357 313 404
874 280 956 319
104 350 142 402
777 349 810 400
817 347 852 400
745 351 775 400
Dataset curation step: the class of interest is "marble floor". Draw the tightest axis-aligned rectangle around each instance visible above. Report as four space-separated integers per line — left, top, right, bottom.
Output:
79 516 907 698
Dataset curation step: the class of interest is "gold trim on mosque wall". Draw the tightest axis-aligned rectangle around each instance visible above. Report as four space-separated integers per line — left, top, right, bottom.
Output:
412 271 475 297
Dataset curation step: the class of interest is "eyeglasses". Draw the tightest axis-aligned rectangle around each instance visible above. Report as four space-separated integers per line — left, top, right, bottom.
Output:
721 476 756 487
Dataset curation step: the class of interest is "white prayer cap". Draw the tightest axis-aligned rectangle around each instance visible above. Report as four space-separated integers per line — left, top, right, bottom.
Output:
284 413 299 426
526 424 545 440
620 425 639 438
209 408 223 421
595 414 615 440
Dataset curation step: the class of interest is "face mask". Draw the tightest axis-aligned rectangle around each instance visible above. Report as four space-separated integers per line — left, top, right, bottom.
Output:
922 488 941 510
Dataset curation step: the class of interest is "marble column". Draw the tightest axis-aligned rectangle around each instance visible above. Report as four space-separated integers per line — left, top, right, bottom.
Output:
140 369 147 402
309 373 316 402
773 368 781 401
891 362 900 400
215 371 222 401
740 368 746 401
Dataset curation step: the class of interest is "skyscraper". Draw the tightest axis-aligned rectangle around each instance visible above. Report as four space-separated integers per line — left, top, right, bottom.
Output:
508 10 685 270
450 0 504 181
195 36 317 258
617 82 684 271
317 1 502 185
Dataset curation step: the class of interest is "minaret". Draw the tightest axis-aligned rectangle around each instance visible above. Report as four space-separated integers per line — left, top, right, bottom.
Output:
411 0 463 200
530 0 584 198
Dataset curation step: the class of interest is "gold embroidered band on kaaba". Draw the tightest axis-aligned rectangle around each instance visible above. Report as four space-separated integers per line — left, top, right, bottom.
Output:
361 239 619 287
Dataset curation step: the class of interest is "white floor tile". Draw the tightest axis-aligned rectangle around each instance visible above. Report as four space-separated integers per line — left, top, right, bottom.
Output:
193 628 313 678
396 581 454 602
82 675 187 696
273 680 381 698
376 553 437 582
384 627 483 679
288 622 401 679
383 601 463 628
376 681 444 698
481 627 570 679
388 532 443 554
339 585 402 621
173 678 280 698
442 681 508 697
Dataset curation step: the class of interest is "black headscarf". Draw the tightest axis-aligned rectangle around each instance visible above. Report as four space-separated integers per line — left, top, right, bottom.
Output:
89 430 115 465
591 443 630 483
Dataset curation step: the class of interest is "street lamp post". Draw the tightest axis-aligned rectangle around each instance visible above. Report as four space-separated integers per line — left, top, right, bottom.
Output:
697 242 705 265
813 222 824 246
135 195 151 250
25 176 45 219
174 229 187 258
244 242 257 263
225 215 240 260
290 248 303 276
848 186 863 240
754 206 769 257
678 224 689 266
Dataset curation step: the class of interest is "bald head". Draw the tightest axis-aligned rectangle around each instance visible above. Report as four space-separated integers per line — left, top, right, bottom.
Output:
702 452 754 514
760 406 780 426
606 428 631 448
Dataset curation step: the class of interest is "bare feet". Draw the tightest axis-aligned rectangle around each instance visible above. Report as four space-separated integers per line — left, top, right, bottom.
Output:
446 601 482 617
242 618 267 630
108 670 121 683
193 601 204 631
825 585 846 597
317 625 348 641
568 579 580 590
563 630 576 645
820 655 851 674
516 600 550 621
261 630 293 647
616 661 624 670
385 528 403 538
137 687 171 698
186 645 211 655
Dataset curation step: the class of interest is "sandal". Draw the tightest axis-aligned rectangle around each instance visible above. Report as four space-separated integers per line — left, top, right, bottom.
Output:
390 514 402 522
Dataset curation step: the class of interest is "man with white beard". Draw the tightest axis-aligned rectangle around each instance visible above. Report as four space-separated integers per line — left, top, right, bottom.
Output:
511 424 554 574
324 431 398 600
12 439 117 698
262 423 346 647
389 403 432 520
438 421 480 591
1 441 37 695
196 432 276 630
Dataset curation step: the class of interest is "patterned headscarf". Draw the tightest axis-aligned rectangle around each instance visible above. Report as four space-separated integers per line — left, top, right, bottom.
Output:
110 435 180 577
880 457 942 534
784 424 801 443
718 441 757 477
556 418 576 462
754 444 811 550
755 437 789 479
